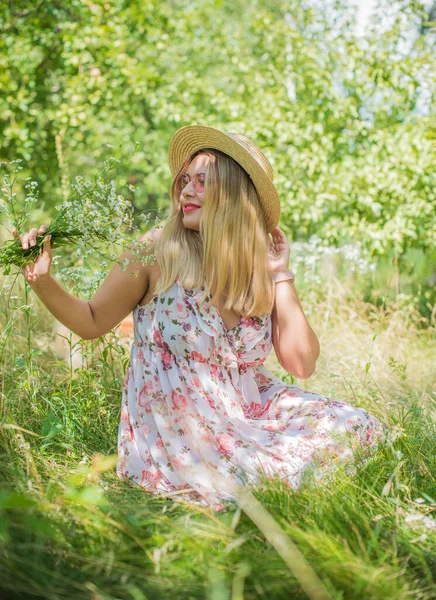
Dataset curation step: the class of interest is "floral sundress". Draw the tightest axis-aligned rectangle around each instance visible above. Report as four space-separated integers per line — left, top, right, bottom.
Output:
117 276 387 511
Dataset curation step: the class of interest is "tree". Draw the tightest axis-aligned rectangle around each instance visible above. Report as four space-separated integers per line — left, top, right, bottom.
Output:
1 0 435 259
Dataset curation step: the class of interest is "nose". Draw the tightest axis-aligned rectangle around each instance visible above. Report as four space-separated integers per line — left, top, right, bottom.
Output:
181 181 196 197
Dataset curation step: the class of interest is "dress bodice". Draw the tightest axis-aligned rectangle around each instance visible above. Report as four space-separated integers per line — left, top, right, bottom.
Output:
133 276 273 374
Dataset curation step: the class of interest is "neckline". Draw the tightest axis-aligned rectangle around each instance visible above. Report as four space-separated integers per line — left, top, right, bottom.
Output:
136 277 245 333
215 309 244 334
176 277 244 333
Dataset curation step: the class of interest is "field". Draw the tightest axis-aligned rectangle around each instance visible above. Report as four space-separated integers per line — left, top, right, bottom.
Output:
1 252 435 600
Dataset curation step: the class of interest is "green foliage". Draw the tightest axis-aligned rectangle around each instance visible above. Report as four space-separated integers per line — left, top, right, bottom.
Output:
0 0 435 260
0 255 435 598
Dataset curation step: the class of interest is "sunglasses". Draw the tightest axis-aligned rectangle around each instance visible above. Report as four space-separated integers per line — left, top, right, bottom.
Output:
177 172 206 193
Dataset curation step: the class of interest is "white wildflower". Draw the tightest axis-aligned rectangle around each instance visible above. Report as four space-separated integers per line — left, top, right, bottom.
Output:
405 512 424 524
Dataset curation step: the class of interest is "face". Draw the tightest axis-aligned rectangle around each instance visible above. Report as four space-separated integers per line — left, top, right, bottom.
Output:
178 153 210 231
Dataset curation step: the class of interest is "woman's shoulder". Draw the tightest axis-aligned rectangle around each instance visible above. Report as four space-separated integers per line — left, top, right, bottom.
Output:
137 227 163 247
136 228 163 295
134 227 163 267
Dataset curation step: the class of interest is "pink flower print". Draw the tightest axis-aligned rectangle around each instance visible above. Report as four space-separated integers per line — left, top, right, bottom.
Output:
117 453 128 473
210 363 220 379
249 398 272 419
127 426 135 442
272 452 285 463
329 400 347 408
169 455 185 470
178 394 188 411
137 347 145 361
182 322 192 332
162 351 173 369
255 372 272 386
176 483 192 492
140 469 162 487
121 403 129 421
216 434 235 456
177 302 190 320
170 389 188 411
153 327 164 348
271 404 283 419
138 381 153 409
205 394 217 410
240 317 253 329
360 426 375 446
187 350 207 364
143 426 150 435
156 436 165 449
122 371 130 391
262 421 287 432
201 430 215 444
192 377 202 389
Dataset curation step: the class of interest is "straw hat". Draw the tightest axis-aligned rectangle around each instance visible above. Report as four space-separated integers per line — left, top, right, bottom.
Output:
168 124 280 233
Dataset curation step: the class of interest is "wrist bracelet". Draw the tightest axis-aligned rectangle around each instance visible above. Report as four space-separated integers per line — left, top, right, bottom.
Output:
272 269 295 284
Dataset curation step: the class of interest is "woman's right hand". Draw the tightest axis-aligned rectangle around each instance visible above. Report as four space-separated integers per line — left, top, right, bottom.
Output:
11 224 53 284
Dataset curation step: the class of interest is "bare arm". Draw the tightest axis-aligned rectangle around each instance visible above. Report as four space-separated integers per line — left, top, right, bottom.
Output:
85 229 159 340
272 280 320 379
29 229 159 340
29 275 99 340
271 301 285 369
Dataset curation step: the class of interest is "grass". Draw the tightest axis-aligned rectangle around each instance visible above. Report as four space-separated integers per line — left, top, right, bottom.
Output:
0 264 435 600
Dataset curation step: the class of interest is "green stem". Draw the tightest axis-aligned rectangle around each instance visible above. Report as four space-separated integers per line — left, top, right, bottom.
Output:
24 281 33 395
68 329 73 422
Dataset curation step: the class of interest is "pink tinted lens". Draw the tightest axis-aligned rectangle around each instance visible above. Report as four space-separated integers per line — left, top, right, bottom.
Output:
179 173 205 192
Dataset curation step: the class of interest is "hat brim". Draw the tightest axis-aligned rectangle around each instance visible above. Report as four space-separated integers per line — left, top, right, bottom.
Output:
168 124 280 233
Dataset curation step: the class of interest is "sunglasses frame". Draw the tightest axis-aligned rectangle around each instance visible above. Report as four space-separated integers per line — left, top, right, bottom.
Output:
177 172 206 194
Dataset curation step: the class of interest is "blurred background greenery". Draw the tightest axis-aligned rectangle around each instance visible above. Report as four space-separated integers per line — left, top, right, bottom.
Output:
1 0 435 313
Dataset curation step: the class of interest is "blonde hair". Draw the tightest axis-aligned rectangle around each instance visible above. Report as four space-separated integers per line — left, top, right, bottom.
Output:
153 148 275 318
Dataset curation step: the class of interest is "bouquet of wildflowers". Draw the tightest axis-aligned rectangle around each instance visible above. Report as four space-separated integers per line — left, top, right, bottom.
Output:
0 146 163 289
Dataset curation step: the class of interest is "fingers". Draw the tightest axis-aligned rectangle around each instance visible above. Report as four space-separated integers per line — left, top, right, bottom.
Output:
11 224 49 249
28 228 38 247
271 226 287 245
43 234 52 253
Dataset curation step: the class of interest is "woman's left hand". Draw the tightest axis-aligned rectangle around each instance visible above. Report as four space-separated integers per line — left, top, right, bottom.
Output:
266 225 291 273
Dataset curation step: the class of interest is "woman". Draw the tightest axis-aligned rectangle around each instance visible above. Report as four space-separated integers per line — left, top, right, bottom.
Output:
13 124 387 511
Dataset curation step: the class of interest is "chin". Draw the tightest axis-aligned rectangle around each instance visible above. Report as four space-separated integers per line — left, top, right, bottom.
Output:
183 223 200 231
182 216 201 231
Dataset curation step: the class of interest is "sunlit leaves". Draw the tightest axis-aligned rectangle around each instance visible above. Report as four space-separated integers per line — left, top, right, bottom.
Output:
0 0 434 258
